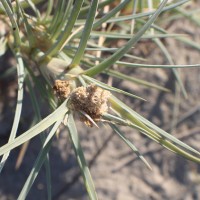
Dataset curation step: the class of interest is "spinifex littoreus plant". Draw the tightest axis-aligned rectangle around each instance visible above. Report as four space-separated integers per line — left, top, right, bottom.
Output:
0 0 200 199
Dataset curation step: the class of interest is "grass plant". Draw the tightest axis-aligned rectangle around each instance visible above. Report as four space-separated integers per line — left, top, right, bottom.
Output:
0 0 200 199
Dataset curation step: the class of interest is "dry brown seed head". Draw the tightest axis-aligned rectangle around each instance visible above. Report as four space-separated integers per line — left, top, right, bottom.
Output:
53 80 71 99
69 84 111 127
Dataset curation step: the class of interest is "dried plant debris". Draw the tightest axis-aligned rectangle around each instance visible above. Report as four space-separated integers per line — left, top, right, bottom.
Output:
69 84 111 127
53 80 71 100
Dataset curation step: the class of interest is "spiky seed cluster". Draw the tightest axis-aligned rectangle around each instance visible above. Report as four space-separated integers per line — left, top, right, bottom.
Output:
69 84 111 127
53 80 71 99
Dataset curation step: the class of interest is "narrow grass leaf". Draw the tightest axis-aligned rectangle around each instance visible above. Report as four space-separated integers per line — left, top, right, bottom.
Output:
153 38 187 98
50 0 73 41
138 19 200 52
110 124 152 170
79 110 99 128
103 113 197 163
103 113 161 147
15 0 36 47
82 48 145 62
109 95 200 161
24 0 41 19
84 0 168 76
116 61 200 68
176 7 200 27
1 0 21 46
25 64 57 109
0 53 24 172
67 113 98 200
105 115 198 164
74 0 130 38
47 0 64 32
25 73 52 200
82 75 145 101
0 100 68 156
76 0 190 26
49 0 67 36
90 31 184 40
70 0 99 66
17 120 62 200
41 0 84 59
0 3 25 170
103 0 190 23
178 37 200 51
80 0 114 16
43 0 54 21
107 70 170 92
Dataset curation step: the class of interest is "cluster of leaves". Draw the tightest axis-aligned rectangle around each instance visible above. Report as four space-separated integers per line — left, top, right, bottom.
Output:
0 0 200 199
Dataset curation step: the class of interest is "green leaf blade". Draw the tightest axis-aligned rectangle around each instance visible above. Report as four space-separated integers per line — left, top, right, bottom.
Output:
67 113 98 200
71 0 99 66
17 120 62 200
109 95 200 163
0 53 24 172
110 124 152 170
0 100 68 156
84 0 169 76
82 75 146 101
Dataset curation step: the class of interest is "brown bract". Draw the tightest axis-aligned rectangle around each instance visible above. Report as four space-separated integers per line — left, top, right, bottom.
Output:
69 84 111 127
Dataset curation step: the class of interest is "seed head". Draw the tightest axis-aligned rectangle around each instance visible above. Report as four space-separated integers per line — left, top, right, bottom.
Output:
69 84 111 127
53 80 71 100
